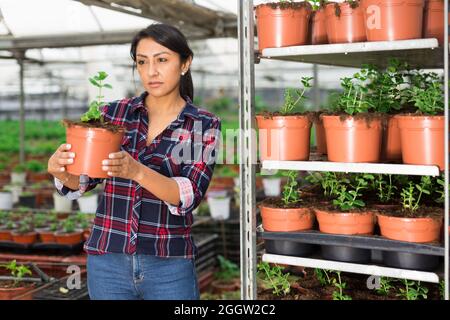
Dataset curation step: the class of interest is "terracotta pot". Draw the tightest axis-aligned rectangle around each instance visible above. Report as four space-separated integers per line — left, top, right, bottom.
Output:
0 229 12 241
37 228 56 243
377 214 442 242
315 208 375 235
11 231 38 245
28 172 52 183
311 8 328 44
260 205 315 232
397 115 444 170
380 115 402 162
314 120 327 155
325 2 366 44
362 0 425 41
256 115 312 161
423 0 445 45
0 284 35 300
322 115 382 163
65 125 125 178
54 230 83 245
210 177 235 189
211 279 240 294
255 2 312 51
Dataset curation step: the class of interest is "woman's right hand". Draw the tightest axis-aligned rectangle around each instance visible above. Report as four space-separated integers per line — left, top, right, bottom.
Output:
47 143 75 176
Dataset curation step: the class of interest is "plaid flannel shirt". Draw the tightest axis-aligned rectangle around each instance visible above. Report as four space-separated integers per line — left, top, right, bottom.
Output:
55 92 221 258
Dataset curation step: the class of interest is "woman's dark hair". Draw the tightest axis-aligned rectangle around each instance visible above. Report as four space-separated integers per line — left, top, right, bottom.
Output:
130 23 194 101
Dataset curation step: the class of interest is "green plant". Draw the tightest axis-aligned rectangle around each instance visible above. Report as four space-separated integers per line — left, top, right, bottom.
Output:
407 71 444 115
314 268 333 286
49 222 60 232
376 277 395 296
214 255 240 282
12 163 27 173
397 279 428 300
309 172 341 199
25 160 46 173
400 176 432 213
332 175 370 211
439 280 445 300
33 213 48 229
61 219 77 234
374 174 396 203
434 175 445 205
257 262 291 296
333 1 360 18
16 218 34 234
310 0 327 10
81 71 112 123
3 220 16 230
281 171 301 205
331 271 352 300
0 260 32 287
215 165 238 178
280 77 313 115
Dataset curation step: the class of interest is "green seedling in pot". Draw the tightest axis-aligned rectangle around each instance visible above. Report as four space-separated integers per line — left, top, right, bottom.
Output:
374 174 396 204
81 71 113 123
331 271 352 300
397 279 428 300
257 262 291 296
400 176 432 214
375 277 395 296
332 175 370 211
281 171 301 205
214 255 240 282
0 260 32 287
314 268 333 286
280 77 313 115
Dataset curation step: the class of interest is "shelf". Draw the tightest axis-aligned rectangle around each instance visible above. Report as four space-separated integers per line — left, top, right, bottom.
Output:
262 160 441 176
260 38 443 69
262 253 442 283
258 231 444 256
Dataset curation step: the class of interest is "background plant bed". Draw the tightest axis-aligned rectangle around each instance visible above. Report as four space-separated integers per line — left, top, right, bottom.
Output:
10 231 37 245
54 230 83 245
0 281 35 300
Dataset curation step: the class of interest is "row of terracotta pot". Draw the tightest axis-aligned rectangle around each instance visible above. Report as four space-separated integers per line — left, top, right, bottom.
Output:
260 204 443 243
0 228 88 245
256 114 444 170
256 0 446 50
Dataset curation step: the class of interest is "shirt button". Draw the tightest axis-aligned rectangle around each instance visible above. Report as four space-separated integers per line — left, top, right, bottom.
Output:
131 241 136 245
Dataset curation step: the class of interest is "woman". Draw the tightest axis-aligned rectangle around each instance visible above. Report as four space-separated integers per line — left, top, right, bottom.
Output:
47 23 221 300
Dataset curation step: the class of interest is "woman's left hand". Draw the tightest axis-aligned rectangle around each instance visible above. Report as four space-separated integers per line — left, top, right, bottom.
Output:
102 151 142 181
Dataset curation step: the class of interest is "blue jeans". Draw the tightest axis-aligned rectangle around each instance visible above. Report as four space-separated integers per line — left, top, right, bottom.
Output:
87 253 199 300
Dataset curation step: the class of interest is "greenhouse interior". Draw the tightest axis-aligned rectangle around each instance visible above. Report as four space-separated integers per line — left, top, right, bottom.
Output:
0 0 449 302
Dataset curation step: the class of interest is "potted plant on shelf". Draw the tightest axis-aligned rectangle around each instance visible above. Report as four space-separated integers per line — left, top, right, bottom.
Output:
397 71 444 170
314 173 375 262
0 260 34 300
0 216 16 242
63 71 125 178
211 255 240 294
207 190 231 221
377 176 444 270
261 171 283 197
255 0 312 51
256 77 313 161
25 160 50 183
11 217 37 245
322 68 382 163
54 218 83 245
369 174 399 210
361 0 425 42
37 221 59 244
310 0 328 44
325 0 366 44
260 171 316 256
10 163 26 185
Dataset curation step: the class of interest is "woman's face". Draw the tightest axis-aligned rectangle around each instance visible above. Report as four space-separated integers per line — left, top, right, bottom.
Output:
135 37 191 99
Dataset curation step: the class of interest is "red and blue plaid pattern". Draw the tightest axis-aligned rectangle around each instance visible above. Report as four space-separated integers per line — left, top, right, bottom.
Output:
56 92 221 258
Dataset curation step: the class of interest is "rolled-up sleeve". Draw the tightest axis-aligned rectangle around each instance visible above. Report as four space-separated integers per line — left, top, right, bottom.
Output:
54 176 104 200
166 116 221 216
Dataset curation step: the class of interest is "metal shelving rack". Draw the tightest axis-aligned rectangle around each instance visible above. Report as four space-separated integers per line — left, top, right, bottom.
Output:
238 0 450 300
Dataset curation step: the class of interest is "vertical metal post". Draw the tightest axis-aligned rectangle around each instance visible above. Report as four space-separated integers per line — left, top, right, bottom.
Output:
17 51 26 165
444 0 449 301
238 0 257 300
313 64 320 111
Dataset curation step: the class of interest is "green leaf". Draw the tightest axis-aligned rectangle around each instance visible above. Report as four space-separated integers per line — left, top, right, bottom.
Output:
89 78 100 87
103 83 113 89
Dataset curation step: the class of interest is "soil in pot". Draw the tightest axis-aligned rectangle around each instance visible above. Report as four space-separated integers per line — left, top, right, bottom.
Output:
54 230 84 245
0 281 35 300
397 115 444 170
260 197 315 232
63 119 125 178
362 0 425 41
255 2 312 51
322 115 382 163
256 114 312 161
325 2 366 44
